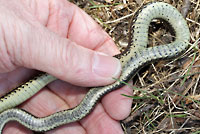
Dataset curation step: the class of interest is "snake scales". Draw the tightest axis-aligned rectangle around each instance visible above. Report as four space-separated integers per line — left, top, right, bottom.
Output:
0 2 190 133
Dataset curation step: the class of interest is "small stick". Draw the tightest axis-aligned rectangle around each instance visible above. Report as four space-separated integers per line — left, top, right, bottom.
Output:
181 0 191 18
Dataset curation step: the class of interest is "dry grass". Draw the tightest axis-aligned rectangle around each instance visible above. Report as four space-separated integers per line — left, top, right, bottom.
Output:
70 0 200 133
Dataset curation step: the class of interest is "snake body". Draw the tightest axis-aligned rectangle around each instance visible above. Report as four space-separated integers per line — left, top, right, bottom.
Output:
0 2 190 133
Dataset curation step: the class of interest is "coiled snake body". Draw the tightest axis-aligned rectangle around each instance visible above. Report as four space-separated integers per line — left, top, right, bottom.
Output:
0 2 190 133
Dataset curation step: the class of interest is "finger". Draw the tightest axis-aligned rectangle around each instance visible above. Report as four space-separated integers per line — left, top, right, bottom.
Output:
20 87 86 134
27 0 119 54
0 12 121 87
48 80 87 108
65 1 116 52
81 104 124 134
20 33 121 87
21 88 67 116
95 39 120 56
46 123 85 134
0 68 37 95
102 82 133 120
49 80 125 134
0 0 121 86
23 0 120 56
3 122 32 134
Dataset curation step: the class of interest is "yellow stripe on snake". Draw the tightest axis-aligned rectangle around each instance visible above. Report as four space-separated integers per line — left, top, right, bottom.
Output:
0 2 190 133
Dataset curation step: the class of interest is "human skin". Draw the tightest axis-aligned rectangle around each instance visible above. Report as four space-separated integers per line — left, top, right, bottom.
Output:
0 0 133 134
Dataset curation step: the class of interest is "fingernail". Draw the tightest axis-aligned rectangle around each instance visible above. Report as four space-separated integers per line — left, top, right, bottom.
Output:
92 52 121 78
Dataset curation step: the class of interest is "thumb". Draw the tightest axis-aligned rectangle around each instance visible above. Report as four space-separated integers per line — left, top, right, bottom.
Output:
2 24 121 87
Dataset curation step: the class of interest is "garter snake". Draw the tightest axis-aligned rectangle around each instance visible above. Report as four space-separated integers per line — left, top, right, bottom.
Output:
0 2 190 133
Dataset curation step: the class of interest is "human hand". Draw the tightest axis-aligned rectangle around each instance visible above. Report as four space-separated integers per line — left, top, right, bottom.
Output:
0 0 133 133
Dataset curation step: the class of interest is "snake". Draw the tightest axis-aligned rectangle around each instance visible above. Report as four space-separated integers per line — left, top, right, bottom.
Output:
0 2 190 133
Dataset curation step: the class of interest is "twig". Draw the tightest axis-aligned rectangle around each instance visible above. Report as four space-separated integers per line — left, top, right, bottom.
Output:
181 0 191 18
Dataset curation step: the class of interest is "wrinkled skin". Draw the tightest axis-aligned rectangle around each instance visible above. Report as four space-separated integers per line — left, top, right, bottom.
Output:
0 0 133 134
